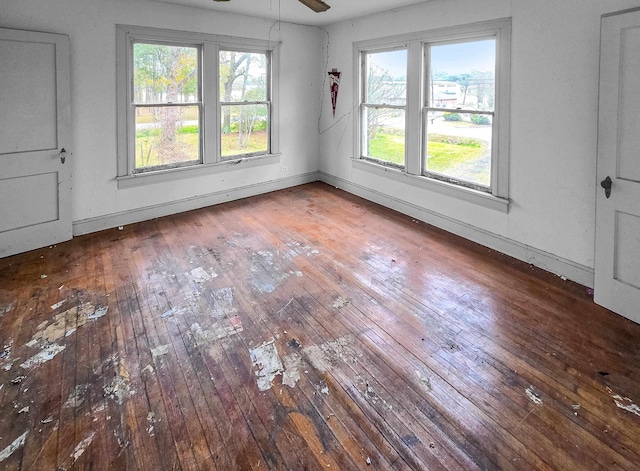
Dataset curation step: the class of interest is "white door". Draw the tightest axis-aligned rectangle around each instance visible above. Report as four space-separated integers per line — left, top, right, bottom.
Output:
595 8 640 324
0 28 72 258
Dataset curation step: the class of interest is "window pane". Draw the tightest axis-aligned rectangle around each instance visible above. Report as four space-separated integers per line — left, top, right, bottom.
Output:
221 104 269 158
428 39 495 111
135 105 200 170
365 50 407 106
220 51 268 102
133 43 198 104
425 111 492 187
363 106 405 165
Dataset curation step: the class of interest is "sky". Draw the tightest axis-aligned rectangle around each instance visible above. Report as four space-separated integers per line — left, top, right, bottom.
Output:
368 38 496 78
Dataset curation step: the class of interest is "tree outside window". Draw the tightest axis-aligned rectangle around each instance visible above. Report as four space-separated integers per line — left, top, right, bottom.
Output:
219 50 269 158
133 43 200 171
361 49 407 167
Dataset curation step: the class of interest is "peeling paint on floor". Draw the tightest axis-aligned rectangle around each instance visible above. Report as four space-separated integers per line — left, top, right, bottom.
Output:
301 335 356 373
210 287 235 317
20 344 66 369
249 250 290 294
282 352 302 388
250 339 284 392
331 296 350 310
71 431 96 463
147 411 158 436
0 431 28 462
64 384 89 408
87 306 108 320
415 370 432 392
151 345 170 358
525 386 543 406
607 387 640 416
0 303 13 318
50 299 67 310
26 303 108 348
189 267 218 283
285 240 320 258
1 339 13 371
104 360 135 405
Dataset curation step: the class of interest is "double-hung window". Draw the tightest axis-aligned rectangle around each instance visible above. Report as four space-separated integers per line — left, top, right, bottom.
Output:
117 26 278 187
219 50 270 158
356 19 511 210
361 48 407 167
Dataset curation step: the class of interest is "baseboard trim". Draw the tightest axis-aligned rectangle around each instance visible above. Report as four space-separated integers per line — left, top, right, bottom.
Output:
319 171 594 288
73 172 320 236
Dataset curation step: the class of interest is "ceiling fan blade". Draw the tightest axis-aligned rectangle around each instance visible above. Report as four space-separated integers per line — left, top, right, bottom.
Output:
212 0 330 13
298 0 331 13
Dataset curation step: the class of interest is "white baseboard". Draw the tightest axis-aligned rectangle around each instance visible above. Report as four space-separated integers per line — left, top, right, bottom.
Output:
73 172 319 236
319 171 594 288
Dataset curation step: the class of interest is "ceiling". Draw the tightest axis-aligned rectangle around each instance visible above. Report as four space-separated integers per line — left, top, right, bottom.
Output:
150 0 431 27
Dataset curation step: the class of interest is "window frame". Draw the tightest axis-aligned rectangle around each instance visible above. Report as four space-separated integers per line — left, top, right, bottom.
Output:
116 25 279 188
218 47 272 160
354 19 511 211
131 39 203 174
360 45 408 169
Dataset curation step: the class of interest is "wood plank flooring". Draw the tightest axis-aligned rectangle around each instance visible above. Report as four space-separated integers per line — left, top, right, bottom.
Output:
1 182 640 470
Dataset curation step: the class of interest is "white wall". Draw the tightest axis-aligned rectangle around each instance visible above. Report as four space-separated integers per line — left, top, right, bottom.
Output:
318 0 640 284
1 0 322 228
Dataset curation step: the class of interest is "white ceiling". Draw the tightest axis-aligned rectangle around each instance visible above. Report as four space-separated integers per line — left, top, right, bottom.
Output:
150 0 431 27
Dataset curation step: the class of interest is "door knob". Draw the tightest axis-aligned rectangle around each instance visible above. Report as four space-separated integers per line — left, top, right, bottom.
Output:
600 176 612 198
60 148 67 164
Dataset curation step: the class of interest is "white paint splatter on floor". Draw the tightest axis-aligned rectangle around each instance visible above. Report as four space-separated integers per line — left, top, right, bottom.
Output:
607 387 640 417
250 339 284 392
87 306 108 320
1 339 13 371
71 432 96 463
20 344 66 369
0 431 28 462
50 299 67 310
525 386 543 406
151 345 170 358
189 267 218 283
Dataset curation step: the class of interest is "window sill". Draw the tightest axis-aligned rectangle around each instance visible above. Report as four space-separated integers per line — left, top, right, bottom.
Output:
352 158 509 213
117 154 281 189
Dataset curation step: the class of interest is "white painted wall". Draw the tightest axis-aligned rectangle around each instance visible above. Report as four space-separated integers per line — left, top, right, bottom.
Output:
1 0 322 225
318 0 640 281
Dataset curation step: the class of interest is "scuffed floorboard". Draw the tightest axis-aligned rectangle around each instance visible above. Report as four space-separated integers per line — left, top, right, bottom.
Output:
1 182 640 470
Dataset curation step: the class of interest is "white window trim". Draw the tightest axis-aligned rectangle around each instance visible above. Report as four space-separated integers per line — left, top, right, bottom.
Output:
116 25 280 189
354 18 511 212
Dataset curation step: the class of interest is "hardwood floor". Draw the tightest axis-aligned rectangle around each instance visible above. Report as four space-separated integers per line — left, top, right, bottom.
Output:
1 182 639 470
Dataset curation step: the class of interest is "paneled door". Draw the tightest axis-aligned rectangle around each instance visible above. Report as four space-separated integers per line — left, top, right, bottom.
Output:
594 8 640 324
0 27 72 258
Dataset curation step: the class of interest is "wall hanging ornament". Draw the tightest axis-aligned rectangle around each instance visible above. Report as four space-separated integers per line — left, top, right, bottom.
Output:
328 69 341 118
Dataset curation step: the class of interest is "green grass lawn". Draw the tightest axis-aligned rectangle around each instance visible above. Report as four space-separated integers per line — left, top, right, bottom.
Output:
135 127 268 168
368 131 487 175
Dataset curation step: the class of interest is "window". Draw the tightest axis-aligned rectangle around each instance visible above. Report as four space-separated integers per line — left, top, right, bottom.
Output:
355 19 511 210
425 39 495 190
219 50 270 158
361 48 407 167
117 26 278 186
133 43 201 172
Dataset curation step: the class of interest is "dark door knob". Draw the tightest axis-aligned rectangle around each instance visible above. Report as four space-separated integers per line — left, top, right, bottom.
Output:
601 176 612 199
